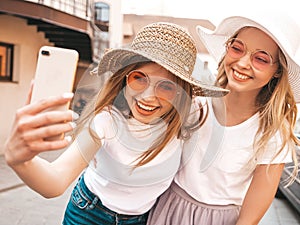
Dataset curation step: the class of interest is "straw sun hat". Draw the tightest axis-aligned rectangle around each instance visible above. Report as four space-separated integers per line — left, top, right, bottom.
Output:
96 22 228 97
196 14 300 102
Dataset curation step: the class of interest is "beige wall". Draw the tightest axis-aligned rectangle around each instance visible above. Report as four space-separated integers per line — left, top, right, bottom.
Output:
0 15 52 154
123 14 215 53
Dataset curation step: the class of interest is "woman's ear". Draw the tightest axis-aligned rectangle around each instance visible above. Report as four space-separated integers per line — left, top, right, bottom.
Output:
274 64 283 78
273 67 282 78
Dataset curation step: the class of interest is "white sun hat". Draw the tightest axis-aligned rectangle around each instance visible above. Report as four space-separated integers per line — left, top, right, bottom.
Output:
196 14 300 102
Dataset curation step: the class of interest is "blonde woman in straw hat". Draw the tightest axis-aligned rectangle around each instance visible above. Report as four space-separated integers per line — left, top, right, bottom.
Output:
4 22 227 225
147 14 300 225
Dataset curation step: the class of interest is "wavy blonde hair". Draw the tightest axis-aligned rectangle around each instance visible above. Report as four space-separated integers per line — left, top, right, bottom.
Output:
74 61 207 168
216 28 299 185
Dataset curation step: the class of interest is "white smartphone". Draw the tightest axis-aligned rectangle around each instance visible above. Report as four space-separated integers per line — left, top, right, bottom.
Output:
30 46 79 111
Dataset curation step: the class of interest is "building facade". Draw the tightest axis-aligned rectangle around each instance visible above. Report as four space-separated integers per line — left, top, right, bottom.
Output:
0 0 111 154
0 0 217 154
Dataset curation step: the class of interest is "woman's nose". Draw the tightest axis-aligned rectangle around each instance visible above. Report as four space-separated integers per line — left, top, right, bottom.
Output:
238 52 252 69
140 85 157 100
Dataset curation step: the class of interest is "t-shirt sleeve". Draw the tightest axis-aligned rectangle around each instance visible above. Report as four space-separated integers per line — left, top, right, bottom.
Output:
257 132 293 164
91 114 106 140
74 112 113 163
91 110 116 142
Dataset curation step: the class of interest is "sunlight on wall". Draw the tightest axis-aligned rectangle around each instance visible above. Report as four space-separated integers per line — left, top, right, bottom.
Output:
122 0 300 26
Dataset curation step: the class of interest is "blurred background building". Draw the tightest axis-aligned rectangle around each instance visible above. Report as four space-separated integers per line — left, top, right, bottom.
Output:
0 0 218 155
1 0 299 154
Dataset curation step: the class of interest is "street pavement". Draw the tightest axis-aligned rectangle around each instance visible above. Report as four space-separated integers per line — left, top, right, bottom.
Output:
1 152 300 225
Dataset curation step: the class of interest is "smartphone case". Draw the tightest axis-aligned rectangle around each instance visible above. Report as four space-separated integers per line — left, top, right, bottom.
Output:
31 46 79 111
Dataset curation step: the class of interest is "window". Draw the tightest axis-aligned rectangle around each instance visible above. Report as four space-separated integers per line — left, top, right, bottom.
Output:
94 2 110 32
95 2 109 22
0 42 13 81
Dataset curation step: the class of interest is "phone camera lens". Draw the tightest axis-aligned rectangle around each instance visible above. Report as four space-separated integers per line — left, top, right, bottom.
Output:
41 50 50 56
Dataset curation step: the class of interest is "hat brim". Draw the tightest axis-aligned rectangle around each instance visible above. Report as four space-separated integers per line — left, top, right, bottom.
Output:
97 48 229 97
196 15 300 102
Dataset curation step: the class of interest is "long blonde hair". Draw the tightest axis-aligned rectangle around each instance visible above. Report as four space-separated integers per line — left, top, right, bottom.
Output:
74 62 206 167
217 29 299 184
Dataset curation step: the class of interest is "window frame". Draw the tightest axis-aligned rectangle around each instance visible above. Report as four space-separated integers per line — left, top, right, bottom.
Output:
0 42 14 82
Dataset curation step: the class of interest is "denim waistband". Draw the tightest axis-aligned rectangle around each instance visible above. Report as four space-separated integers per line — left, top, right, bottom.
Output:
78 175 149 219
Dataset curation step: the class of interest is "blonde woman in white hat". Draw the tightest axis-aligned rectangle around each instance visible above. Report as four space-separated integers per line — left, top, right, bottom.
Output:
147 14 300 225
4 22 227 225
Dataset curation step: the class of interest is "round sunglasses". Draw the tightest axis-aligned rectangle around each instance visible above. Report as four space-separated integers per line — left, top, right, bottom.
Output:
226 38 278 71
126 70 178 101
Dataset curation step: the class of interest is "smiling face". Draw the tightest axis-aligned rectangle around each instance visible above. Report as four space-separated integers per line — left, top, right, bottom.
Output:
224 27 279 97
124 63 177 124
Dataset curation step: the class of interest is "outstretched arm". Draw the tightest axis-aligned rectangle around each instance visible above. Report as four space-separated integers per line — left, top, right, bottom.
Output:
236 164 284 225
7 135 93 198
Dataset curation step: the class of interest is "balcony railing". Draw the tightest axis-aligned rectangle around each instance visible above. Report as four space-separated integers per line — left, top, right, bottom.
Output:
16 0 109 62
24 0 94 20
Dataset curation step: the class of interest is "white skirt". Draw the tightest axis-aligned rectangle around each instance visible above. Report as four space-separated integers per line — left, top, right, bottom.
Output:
147 182 241 225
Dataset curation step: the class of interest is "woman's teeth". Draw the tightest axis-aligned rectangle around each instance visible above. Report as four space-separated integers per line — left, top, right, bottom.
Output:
137 101 156 111
234 70 249 80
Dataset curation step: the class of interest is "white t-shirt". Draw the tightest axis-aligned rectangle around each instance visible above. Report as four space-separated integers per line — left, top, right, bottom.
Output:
83 108 183 214
175 97 292 206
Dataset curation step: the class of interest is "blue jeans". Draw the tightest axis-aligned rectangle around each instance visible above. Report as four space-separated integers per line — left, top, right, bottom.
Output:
62 176 149 225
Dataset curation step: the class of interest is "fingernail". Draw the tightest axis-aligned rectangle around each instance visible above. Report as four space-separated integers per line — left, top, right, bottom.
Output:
72 112 79 120
62 93 74 98
64 136 72 143
69 122 77 129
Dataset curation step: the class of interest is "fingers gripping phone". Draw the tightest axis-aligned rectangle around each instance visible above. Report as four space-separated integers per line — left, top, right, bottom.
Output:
30 46 79 111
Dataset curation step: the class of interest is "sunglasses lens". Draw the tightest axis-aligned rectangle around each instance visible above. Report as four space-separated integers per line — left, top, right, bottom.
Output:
127 71 148 91
227 39 245 59
155 80 177 100
252 51 272 70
